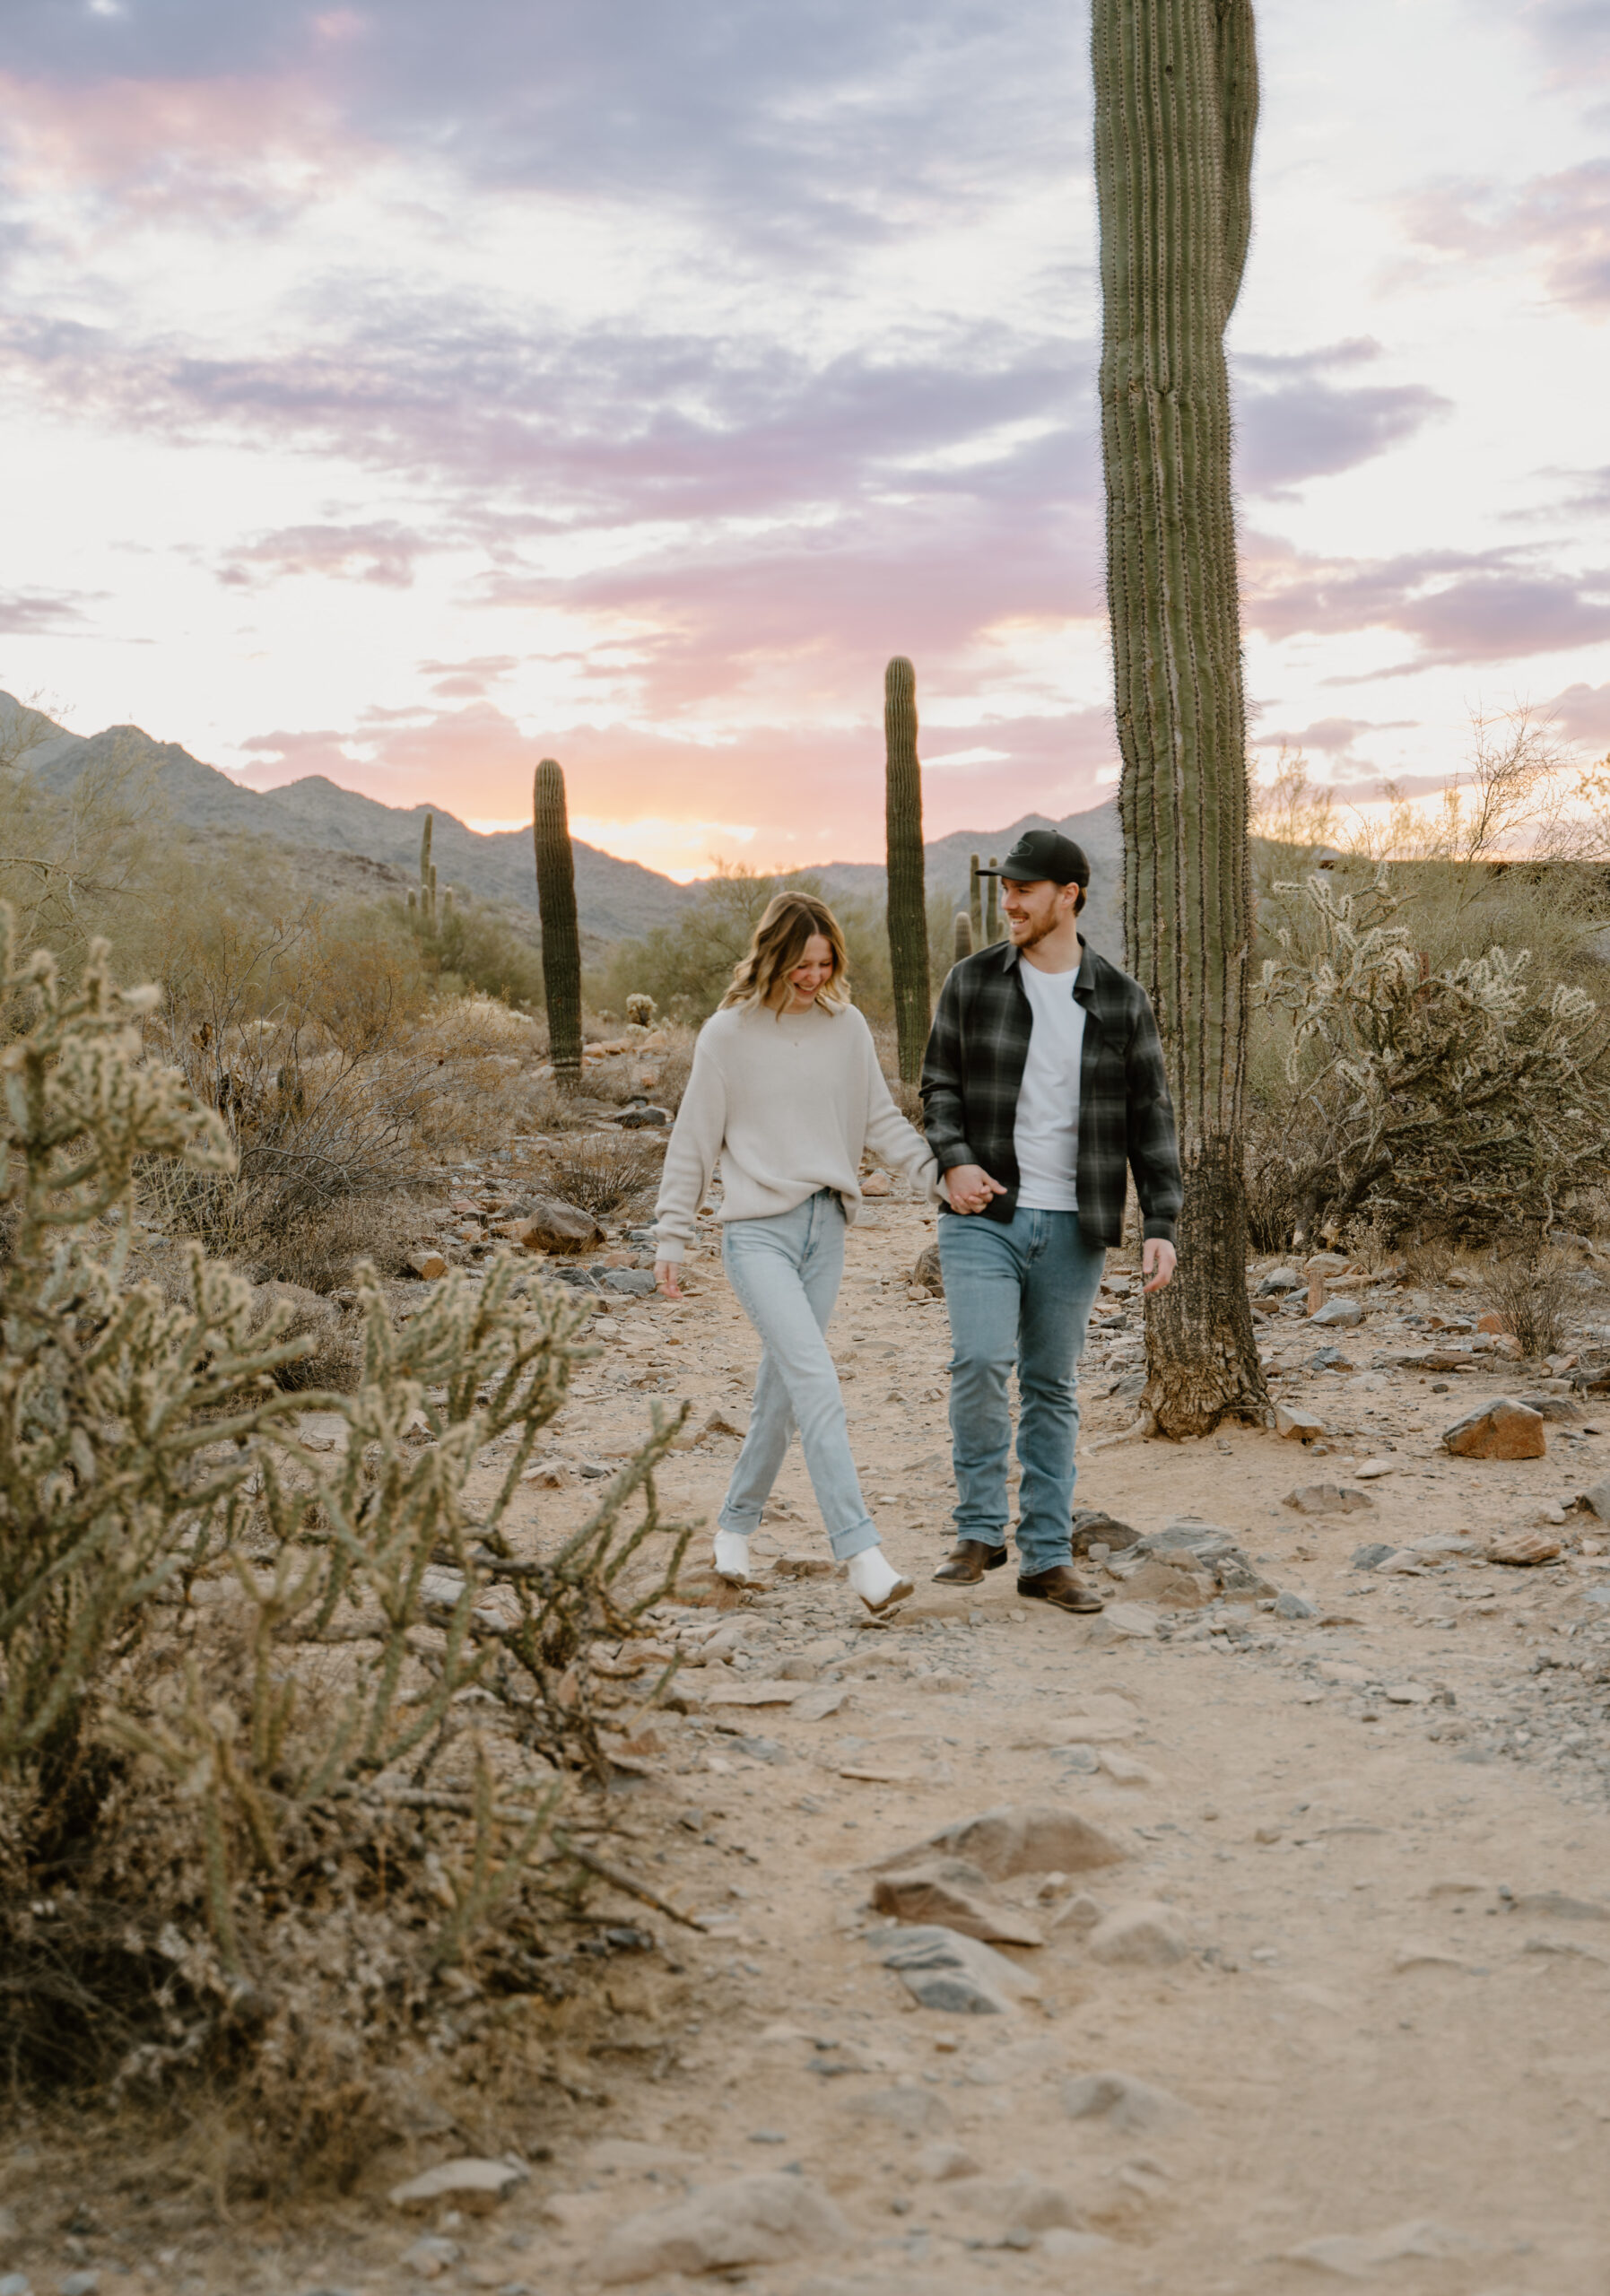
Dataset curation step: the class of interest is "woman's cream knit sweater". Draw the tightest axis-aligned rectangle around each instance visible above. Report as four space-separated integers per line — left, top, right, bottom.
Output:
651 999 938 1262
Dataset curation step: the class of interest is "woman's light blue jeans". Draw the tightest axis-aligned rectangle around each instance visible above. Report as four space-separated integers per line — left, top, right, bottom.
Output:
937 1206 1108 1576
718 1190 879 1562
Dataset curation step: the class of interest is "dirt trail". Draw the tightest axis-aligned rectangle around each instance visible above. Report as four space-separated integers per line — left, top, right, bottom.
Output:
13 1190 1610 2296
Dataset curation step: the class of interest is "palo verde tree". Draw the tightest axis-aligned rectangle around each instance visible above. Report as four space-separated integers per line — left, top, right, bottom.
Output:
883 657 930 1083
1093 0 1266 1436
533 758 583 1083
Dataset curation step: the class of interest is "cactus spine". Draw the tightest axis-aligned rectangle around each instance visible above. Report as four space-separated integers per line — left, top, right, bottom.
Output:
968 855 982 945
883 657 930 1084
951 909 973 971
984 862 1000 947
420 814 436 926
1092 0 1265 1436
533 757 583 1082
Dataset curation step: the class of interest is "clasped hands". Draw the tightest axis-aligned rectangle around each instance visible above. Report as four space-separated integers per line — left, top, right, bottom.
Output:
943 1164 1177 1292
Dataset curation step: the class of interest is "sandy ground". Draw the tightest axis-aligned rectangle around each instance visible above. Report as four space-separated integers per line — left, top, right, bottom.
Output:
13 1185 1610 2296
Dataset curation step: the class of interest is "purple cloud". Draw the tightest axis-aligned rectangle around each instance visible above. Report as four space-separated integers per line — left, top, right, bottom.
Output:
1233 339 1450 497
1250 715 1417 754
1552 680 1610 744
216 521 426 590
1404 161 1610 316
0 588 91 635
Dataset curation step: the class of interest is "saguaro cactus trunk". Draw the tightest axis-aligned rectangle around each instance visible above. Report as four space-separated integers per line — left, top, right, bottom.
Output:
419 814 436 926
950 910 973 976
1093 0 1266 1437
984 863 1000 948
883 657 930 1084
968 855 983 946
533 758 583 1083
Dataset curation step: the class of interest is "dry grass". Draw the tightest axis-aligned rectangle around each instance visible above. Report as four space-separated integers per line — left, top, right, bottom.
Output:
542 1132 666 1218
1482 1249 1576 1359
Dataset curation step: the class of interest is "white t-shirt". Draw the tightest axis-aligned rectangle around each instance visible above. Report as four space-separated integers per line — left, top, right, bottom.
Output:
1013 959 1085 1211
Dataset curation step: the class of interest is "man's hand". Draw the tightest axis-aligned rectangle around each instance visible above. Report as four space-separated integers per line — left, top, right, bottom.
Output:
944 1164 1008 1216
1142 1238 1177 1293
654 1259 683 1299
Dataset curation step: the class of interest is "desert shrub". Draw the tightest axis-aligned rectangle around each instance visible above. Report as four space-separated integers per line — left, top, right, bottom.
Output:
243 1188 425 1293
0 912 694 2133
1482 1248 1575 1359
416 900 545 1010
1257 871 1610 1250
543 1132 666 1217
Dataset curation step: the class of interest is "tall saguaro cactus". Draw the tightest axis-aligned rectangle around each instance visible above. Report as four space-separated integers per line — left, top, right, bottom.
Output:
968 855 983 947
533 758 583 1083
951 910 973 972
1093 0 1266 1436
883 657 930 1083
984 862 1000 948
419 813 437 927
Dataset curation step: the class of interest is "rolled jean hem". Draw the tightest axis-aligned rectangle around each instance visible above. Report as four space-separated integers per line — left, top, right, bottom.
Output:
827 1517 880 1563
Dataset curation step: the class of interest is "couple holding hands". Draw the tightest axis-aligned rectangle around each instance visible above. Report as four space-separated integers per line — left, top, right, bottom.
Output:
651 830 1182 1618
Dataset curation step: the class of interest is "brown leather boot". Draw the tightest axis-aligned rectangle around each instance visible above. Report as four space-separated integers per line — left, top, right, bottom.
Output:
1015 1564 1105 1613
931 1540 1010 1585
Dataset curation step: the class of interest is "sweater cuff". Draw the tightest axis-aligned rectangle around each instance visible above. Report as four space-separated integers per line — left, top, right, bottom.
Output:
1141 1217 1177 1245
652 1237 687 1264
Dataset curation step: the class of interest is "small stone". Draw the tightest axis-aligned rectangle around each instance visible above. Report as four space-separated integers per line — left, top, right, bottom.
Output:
0 2275 27 2296
1441 1398 1546 1460
1580 1479 1610 1521
1274 1591 1316 1620
790 1685 849 1721
1284 1483 1375 1516
1049 1892 1105 1934
1275 1403 1327 1441
1041 2228 1115 2258
1097 1748 1162 1785
911 1241 944 1296
61 2277 100 2296
400 2239 464 2281
872 1924 1040 2014
774 1552 835 1578
1475 1311 1510 1335
988 2181 1084 2233
595 2173 849 2283
1485 1529 1562 1567
1087 1900 1189 1966
870 1861 1045 1946
918 2142 981 2180
1102 1601 1159 1638
860 1170 892 1196
602 1267 656 1295
405 1250 448 1281
388 2159 529 2215
1382 1681 1433 1705
701 1678 807 1709
876 1805 1128 1883
1354 1457 1395 1480
1071 1506 1141 1553
1511 1890 1610 1921
1062 2070 1194 2133
1310 1296 1363 1327
1258 1266 1301 1294
514 1196 605 1255
614 1101 670 1127
1284 2219 1478 2275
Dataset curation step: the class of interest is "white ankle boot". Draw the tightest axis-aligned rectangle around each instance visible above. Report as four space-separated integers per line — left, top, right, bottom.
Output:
713 1529 752 1584
847 1545 913 1613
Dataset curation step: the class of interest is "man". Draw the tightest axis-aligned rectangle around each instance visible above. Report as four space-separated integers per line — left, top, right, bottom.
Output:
920 828 1181 1614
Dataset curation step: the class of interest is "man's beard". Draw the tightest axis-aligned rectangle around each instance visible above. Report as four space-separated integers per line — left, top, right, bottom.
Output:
1010 911 1057 949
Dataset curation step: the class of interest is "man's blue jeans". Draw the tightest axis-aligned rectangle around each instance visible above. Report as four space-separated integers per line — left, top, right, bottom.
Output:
718 1190 879 1563
937 1207 1108 1576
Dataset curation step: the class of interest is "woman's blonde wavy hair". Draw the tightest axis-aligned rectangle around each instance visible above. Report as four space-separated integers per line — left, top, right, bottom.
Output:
719 891 851 1014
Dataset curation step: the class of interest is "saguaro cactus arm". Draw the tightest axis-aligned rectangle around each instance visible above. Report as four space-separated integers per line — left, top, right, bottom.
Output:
883 657 931 1085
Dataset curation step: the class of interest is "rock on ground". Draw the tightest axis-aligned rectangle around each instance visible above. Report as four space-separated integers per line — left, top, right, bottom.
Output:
1063 2070 1195 2132
595 2172 849 2284
1086 1900 1190 1966
1441 1397 1547 1459
875 1805 1128 1882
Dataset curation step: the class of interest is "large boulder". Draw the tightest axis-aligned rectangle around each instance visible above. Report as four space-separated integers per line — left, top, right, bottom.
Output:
511 1196 604 1255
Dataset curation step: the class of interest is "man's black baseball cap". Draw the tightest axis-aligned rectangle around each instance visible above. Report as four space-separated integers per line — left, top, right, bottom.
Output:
977 829 1090 886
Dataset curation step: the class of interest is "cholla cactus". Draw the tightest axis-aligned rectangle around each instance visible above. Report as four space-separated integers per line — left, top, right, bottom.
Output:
0 908 694 2002
1260 872 1610 1245
625 993 655 1027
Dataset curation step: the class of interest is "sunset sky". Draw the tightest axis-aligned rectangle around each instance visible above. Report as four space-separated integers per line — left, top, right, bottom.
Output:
3 0 1608 878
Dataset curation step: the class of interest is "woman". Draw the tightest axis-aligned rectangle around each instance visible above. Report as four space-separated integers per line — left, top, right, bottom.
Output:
652 892 936 1611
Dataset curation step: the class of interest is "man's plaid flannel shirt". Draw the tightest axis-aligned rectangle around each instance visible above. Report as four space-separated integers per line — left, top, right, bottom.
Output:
919 937 1182 1246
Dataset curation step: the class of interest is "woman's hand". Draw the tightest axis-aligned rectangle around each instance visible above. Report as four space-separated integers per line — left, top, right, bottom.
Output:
944 1164 1007 1216
655 1259 683 1300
